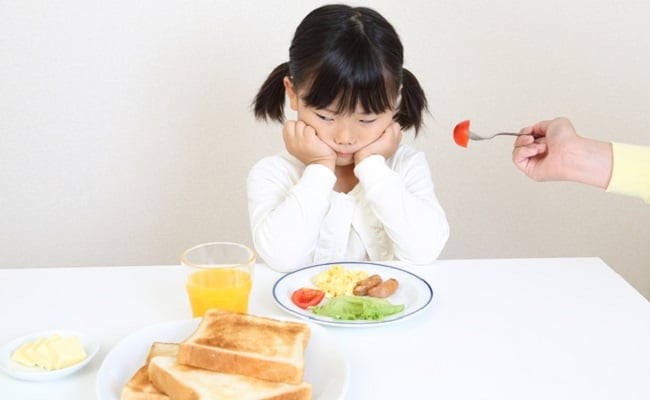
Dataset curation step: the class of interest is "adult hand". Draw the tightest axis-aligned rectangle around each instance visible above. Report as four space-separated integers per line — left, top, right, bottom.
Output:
512 118 574 181
512 117 612 188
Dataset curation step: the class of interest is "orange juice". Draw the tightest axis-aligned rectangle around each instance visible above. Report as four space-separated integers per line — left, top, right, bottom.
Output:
185 268 252 317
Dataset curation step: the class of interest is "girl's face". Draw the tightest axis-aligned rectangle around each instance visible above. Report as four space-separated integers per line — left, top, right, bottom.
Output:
284 78 396 167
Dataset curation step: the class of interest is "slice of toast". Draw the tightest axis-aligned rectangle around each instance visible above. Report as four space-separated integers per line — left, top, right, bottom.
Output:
177 309 311 384
121 342 179 400
148 356 312 400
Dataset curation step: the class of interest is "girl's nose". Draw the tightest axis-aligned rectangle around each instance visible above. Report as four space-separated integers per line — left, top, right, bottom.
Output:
335 128 355 145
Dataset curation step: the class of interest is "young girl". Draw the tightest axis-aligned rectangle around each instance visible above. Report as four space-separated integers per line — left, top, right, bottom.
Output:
248 4 449 272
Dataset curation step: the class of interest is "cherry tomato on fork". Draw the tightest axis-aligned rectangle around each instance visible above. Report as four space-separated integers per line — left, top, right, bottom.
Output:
291 288 325 309
453 119 470 147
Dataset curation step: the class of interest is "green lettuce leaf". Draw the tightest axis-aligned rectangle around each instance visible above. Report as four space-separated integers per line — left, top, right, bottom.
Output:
311 296 405 320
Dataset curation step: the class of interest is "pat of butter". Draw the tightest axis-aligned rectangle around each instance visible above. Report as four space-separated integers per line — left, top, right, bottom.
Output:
11 334 87 370
11 340 39 367
47 336 87 369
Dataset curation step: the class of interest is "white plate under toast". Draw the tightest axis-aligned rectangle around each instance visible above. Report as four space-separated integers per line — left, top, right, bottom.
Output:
273 261 434 327
95 317 348 400
0 330 99 381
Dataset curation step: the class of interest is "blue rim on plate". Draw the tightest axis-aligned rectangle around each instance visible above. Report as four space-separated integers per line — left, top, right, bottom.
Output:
272 261 433 327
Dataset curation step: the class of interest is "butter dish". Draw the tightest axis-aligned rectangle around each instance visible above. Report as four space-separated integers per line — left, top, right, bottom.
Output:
0 330 99 381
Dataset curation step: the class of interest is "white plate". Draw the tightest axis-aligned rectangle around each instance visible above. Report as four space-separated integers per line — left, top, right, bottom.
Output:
0 330 99 381
95 317 349 400
273 261 433 327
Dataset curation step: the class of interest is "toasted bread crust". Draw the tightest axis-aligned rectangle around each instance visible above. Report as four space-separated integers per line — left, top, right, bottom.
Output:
121 343 180 400
178 344 305 385
149 356 312 400
148 359 197 400
121 365 170 400
178 310 310 384
146 342 180 363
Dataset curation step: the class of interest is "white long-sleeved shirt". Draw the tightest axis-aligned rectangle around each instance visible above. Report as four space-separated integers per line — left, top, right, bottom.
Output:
247 145 449 272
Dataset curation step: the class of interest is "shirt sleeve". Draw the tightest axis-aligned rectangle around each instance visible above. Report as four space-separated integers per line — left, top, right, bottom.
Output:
354 147 450 264
606 142 650 203
247 155 336 272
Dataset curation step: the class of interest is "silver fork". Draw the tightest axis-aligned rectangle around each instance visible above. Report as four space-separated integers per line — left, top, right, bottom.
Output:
468 131 531 141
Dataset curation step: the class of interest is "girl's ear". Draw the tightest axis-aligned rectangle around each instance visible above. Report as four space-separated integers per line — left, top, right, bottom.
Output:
283 76 299 111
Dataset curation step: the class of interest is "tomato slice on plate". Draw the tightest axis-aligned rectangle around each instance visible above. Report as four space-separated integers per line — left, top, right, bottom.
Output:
291 288 325 309
453 119 470 147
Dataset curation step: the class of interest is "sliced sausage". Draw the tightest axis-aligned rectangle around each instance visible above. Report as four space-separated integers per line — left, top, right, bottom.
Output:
353 274 382 296
368 278 399 298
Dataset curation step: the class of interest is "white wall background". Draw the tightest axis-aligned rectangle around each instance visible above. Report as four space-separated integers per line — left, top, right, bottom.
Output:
1 0 648 298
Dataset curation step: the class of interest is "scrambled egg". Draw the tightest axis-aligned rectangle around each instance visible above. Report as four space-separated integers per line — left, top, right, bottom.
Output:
313 264 368 298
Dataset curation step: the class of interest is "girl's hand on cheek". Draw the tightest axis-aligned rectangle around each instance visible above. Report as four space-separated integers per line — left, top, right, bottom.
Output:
354 122 402 164
283 120 337 170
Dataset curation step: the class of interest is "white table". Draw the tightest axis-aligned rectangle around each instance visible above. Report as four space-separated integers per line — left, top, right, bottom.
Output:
1 257 649 400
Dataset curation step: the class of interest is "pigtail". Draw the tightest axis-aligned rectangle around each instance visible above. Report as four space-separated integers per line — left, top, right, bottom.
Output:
394 68 429 135
253 62 290 123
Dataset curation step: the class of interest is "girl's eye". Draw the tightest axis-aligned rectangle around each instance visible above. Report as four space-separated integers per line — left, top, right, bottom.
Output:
316 113 334 121
360 118 377 124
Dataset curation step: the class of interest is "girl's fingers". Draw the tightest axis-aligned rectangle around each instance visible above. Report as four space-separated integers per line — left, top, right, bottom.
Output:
303 124 317 137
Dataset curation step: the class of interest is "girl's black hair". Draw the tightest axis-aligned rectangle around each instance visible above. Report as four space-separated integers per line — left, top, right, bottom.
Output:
253 4 428 134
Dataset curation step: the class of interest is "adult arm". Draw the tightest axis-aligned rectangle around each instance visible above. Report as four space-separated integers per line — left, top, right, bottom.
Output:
606 142 650 203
